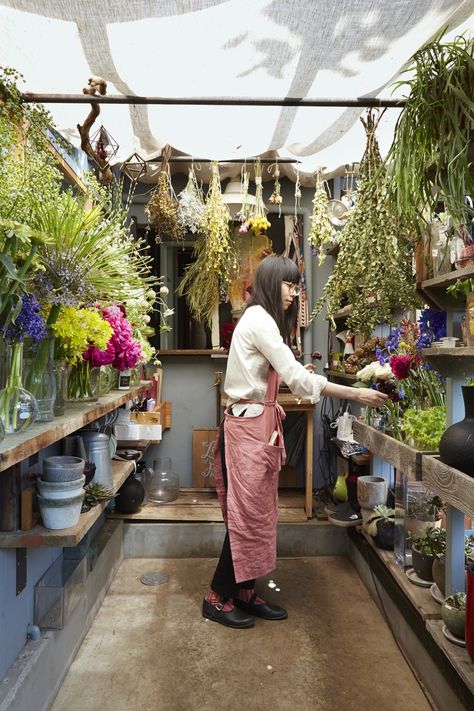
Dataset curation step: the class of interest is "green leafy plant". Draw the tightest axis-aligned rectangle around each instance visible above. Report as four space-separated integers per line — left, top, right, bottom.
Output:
407 494 444 522
409 525 446 555
446 278 474 299
387 34 474 230
401 405 446 451
310 110 417 337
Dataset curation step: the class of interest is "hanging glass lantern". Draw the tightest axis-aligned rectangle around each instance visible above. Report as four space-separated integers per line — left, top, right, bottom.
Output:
89 125 119 165
121 152 147 182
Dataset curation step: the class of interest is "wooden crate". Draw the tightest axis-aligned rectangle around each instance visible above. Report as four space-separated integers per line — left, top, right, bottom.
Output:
192 428 218 488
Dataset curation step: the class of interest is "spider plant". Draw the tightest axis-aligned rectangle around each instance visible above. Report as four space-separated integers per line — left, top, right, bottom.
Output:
387 34 474 230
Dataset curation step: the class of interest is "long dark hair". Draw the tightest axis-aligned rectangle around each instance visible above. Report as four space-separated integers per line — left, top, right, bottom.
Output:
244 255 301 344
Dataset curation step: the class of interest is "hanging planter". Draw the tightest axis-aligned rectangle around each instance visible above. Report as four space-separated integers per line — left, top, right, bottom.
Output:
387 34 474 230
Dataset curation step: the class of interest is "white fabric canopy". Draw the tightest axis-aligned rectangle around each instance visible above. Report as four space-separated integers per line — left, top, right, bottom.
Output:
1 0 473 182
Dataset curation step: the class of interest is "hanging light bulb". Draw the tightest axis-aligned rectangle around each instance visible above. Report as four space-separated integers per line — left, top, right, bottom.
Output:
222 178 256 220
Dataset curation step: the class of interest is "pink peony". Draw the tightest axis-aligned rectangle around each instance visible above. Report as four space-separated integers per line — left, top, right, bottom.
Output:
83 305 142 371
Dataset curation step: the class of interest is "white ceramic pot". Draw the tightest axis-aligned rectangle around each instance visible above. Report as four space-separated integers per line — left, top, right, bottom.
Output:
357 475 388 510
37 492 84 530
37 475 85 500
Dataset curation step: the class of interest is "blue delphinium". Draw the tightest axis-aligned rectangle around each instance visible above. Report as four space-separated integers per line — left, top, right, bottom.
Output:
417 308 446 346
3 293 46 343
385 327 401 351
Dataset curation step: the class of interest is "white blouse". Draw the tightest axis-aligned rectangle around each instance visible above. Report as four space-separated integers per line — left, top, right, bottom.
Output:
224 305 328 408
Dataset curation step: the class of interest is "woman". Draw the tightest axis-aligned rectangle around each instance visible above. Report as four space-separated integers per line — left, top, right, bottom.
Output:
202 256 387 629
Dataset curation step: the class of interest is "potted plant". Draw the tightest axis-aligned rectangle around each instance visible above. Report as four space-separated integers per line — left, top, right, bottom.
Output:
366 505 395 550
432 535 474 596
446 279 474 348
441 592 466 640
387 35 474 233
406 492 444 537
401 406 446 451
409 526 446 581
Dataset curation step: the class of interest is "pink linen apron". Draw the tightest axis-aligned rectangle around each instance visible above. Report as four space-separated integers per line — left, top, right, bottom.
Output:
214 367 286 583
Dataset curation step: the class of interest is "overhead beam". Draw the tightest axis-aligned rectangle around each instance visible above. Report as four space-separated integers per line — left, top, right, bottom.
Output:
21 94 405 108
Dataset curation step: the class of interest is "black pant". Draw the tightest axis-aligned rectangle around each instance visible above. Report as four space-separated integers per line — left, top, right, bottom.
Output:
210 427 255 599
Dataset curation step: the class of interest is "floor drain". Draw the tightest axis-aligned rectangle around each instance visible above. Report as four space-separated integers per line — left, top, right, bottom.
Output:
140 571 169 586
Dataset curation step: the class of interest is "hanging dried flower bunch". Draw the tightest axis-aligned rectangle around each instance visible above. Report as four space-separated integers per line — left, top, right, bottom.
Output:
245 159 271 236
177 162 238 325
268 163 282 216
236 169 253 228
310 110 418 338
177 168 205 233
146 169 184 243
308 170 334 264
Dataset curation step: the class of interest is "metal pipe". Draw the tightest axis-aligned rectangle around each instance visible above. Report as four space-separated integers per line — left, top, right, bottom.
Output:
20 93 405 108
163 157 298 164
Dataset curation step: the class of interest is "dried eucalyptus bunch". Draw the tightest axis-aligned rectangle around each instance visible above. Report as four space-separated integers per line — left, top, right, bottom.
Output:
177 162 238 325
146 170 184 243
310 110 418 338
177 168 205 233
308 170 334 264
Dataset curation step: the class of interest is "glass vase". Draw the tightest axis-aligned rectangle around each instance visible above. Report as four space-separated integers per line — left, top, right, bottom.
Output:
53 361 69 416
144 457 179 503
0 341 38 434
67 361 100 402
24 335 57 422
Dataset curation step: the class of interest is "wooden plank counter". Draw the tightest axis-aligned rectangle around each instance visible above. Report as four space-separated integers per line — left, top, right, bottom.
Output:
0 383 150 473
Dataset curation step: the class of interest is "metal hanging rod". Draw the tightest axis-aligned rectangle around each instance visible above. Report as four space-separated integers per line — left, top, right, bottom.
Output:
20 93 405 108
162 157 298 164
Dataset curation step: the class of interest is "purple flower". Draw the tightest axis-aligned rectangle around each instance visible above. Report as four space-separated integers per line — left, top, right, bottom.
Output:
376 347 388 364
385 327 401 351
3 293 46 343
418 308 446 342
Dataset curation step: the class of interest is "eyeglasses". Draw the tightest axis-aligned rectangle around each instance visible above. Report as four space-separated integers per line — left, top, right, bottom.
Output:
282 281 301 296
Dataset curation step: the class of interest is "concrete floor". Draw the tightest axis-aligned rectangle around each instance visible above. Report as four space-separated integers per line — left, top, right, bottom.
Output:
50 556 432 711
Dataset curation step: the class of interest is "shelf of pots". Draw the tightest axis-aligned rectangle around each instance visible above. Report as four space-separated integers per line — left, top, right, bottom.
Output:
0 458 134 547
352 420 437 480
359 526 442 621
419 265 474 311
0 382 150 473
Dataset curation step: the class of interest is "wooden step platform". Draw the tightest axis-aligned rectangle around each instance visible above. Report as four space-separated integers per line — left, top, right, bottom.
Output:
109 488 311 523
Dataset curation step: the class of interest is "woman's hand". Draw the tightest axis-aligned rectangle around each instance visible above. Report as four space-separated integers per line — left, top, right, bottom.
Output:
356 387 389 408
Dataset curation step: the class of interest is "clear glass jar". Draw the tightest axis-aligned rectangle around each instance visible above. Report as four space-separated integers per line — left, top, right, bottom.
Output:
24 335 57 422
144 457 179 503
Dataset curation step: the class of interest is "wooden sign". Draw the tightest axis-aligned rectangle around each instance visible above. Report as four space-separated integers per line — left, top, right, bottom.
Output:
192 429 218 488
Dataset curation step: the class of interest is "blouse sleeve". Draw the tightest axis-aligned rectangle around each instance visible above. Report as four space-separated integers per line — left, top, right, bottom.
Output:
252 311 327 404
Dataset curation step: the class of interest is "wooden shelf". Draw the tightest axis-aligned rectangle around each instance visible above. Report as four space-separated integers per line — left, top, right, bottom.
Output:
422 347 474 378
0 459 134 547
426 620 474 696
0 383 150 474
353 420 436 479
422 455 474 520
361 528 441 621
158 349 228 356
325 370 358 382
420 265 474 310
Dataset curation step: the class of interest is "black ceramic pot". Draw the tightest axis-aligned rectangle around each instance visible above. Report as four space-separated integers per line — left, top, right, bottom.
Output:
439 387 474 477
114 474 145 513
412 546 435 581
373 520 395 550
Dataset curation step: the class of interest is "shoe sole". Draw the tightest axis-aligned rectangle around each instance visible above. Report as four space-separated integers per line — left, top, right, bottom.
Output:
202 610 255 628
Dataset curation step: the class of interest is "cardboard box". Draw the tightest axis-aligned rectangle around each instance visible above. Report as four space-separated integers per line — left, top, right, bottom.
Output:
192 429 218 488
114 423 162 441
